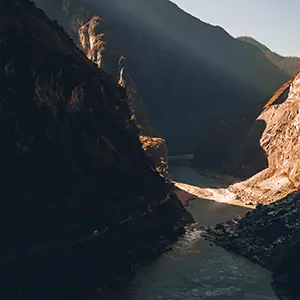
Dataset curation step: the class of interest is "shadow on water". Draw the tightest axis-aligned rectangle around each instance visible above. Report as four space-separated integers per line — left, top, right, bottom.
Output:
97 197 277 300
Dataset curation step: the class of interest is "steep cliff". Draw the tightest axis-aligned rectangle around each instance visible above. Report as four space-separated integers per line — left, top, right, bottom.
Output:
77 16 167 175
238 36 300 77
195 73 300 204
139 136 169 177
34 0 289 153
78 15 105 68
228 73 300 203
0 1 190 298
77 15 155 135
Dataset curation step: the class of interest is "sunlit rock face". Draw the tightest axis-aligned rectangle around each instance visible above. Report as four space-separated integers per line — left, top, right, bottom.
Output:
229 73 300 203
195 73 300 204
77 14 154 135
231 74 300 201
34 0 289 154
140 136 169 177
78 16 168 175
0 1 190 298
78 16 105 68
256 74 300 180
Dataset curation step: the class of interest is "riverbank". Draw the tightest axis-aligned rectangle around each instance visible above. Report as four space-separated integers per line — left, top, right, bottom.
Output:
170 156 297 206
98 164 278 300
206 190 300 300
169 161 299 299
169 165 254 209
99 198 277 300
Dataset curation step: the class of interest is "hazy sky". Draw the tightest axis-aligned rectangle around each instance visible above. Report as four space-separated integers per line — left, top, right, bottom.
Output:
171 0 299 57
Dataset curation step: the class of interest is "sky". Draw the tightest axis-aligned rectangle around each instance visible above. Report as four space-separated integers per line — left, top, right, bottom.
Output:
171 0 300 57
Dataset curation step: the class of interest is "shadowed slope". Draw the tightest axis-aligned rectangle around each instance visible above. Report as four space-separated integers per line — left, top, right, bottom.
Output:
238 36 300 76
0 1 190 298
34 0 289 153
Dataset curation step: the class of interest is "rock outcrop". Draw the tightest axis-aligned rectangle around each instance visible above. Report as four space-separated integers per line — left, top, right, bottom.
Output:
227 73 300 204
206 190 300 300
139 136 169 177
0 1 191 298
238 36 300 77
78 15 105 68
77 15 154 134
78 16 154 135
195 73 300 204
34 0 289 154
77 16 167 175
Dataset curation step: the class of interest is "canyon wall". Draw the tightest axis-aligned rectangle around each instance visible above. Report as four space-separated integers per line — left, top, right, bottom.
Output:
0 1 190 298
34 0 289 153
195 73 300 204
77 16 168 175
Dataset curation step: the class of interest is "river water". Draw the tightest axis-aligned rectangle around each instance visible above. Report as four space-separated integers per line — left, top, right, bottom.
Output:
98 164 278 300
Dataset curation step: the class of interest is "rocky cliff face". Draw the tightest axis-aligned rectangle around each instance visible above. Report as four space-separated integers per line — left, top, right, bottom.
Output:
237 36 300 77
77 15 155 135
198 73 300 299
0 1 190 298
34 0 289 154
228 74 300 203
195 73 300 204
139 136 169 177
78 15 105 68
77 15 168 175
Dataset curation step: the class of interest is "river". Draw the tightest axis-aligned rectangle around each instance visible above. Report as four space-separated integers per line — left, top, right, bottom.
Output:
98 163 278 300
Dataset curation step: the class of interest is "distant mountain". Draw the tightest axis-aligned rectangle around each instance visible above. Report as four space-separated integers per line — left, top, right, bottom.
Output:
237 36 271 52
237 36 300 76
35 0 289 154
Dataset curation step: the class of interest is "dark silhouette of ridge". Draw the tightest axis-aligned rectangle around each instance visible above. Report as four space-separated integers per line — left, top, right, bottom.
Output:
0 1 191 298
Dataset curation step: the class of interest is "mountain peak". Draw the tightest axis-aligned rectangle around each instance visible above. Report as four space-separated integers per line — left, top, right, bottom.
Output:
237 36 271 52
237 36 300 76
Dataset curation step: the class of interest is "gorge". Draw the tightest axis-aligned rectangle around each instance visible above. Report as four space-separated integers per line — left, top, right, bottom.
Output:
34 0 288 154
2 0 300 300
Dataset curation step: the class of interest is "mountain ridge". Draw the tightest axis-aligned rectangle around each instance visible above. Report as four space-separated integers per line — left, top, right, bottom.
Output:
0 0 190 297
34 0 289 153
237 36 300 76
